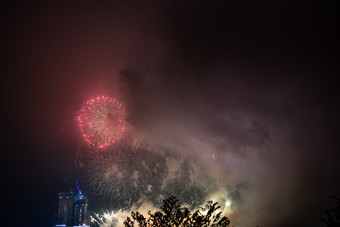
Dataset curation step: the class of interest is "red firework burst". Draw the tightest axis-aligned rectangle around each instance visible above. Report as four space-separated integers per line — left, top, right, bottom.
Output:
77 96 127 149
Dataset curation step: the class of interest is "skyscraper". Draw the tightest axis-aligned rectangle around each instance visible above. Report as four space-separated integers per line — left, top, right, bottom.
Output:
54 180 90 227
73 191 90 227
56 191 74 227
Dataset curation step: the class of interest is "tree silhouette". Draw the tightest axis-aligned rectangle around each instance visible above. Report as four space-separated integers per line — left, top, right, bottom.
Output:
321 196 340 227
124 196 230 227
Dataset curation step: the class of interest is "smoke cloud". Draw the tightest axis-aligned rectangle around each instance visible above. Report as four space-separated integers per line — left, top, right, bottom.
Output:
117 63 340 226
4 2 339 227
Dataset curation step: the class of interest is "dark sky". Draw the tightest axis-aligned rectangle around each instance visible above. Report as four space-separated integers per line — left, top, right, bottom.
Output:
3 1 339 227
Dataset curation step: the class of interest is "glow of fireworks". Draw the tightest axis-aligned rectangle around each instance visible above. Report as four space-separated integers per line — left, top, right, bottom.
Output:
223 200 231 213
91 210 129 227
77 95 126 149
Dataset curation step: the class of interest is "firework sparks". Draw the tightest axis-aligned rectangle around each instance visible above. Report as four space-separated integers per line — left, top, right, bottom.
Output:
91 210 128 227
86 140 169 210
85 139 210 210
77 96 126 149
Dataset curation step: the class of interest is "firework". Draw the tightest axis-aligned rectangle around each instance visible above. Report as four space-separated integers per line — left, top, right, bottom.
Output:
86 140 168 210
77 96 126 149
85 140 209 210
91 210 127 227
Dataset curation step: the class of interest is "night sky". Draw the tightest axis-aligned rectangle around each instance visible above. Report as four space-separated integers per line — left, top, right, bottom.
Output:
3 1 339 227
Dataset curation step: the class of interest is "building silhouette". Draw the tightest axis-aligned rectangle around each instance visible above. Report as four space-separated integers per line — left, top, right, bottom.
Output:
54 180 90 227
56 191 74 227
73 191 89 226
